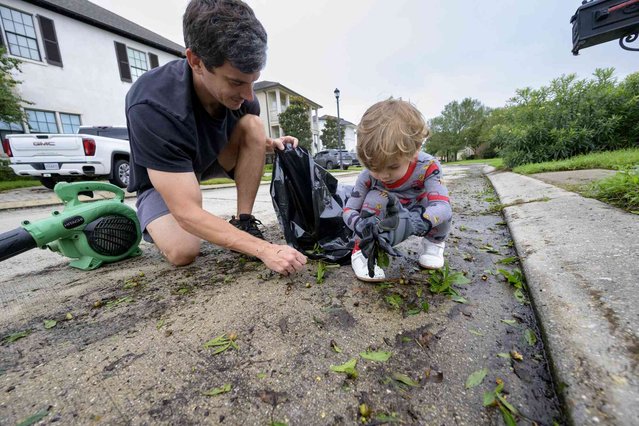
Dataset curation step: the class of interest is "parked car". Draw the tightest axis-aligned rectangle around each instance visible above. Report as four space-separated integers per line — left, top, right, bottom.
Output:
313 149 353 169
350 151 361 167
2 125 130 189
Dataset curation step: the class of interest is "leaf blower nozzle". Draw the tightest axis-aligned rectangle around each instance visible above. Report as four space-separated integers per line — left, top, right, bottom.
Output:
0 227 38 262
0 181 142 270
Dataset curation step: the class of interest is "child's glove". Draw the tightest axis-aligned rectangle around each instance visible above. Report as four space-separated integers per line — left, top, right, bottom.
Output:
378 194 400 231
359 223 400 278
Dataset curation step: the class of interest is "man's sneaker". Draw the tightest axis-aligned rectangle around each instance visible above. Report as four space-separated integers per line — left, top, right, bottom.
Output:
419 239 445 269
351 249 386 282
229 214 265 240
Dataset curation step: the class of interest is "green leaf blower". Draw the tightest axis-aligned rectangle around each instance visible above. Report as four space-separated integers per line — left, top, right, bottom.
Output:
0 181 142 270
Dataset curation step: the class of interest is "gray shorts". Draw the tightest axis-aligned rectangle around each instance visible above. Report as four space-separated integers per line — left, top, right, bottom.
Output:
136 162 232 243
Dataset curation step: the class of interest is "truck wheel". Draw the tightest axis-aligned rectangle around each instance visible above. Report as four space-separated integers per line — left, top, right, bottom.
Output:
325 161 334 169
39 177 59 190
109 159 130 188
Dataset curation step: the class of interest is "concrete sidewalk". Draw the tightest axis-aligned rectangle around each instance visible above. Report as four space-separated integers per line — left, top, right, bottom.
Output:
485 167 639 426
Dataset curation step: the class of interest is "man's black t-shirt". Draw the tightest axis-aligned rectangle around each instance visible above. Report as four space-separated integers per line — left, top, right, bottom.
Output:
125 59 260 193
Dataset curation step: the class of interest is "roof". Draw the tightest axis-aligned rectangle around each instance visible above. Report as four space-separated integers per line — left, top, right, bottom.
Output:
254 81 322 109
22 0 185 57
318 114 356 127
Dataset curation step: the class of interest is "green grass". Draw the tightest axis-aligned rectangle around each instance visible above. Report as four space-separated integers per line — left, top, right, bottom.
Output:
445 158 504 168
0 179 41 192
585 167 639 214
512 149 639 175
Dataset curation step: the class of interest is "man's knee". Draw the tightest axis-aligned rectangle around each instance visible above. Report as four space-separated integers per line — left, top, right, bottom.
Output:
161 243 200 267
236 115 265 146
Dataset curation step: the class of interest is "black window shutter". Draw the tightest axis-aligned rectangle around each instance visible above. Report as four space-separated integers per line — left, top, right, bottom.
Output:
149 53 159 69
114 41 132 82
38 16 62 67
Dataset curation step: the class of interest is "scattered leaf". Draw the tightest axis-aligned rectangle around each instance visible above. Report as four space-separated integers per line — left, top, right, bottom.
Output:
65 313 73 320
497 353 511 359
497 392 518 415
359 403 371 417
43 320 57 329
16 408 50 426
469 329 484 336
524 329 537 346
479 244 500 254
2 330 31 344
391 372 419 387
510 350 523 361
374 413 401 423
498 403 518 426
257 373 267 379
483 391 497 406
497 256 518 265
330 339 342 353
330 358 358 379
203 333 239 355
451 295 468 304
466 368 488 389
156 319 166 330
202 383 231 396
360 350 392 362
385 294 403 310
316 260 326 284
501 319 517 326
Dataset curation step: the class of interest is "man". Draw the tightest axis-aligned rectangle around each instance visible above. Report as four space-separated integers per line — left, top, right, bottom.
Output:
126 0 307 276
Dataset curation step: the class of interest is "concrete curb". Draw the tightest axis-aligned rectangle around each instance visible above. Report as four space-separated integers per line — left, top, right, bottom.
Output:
483 167 639 425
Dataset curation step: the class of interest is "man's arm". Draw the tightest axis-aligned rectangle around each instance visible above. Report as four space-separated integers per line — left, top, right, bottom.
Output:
148 169 306 275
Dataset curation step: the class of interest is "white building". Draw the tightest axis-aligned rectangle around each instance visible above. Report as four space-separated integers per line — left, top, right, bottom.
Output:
315 115 357 152
253 81 322 154
0 0 184 140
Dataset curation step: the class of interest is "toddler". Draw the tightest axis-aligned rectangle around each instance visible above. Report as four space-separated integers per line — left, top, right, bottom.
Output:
343 98 452 282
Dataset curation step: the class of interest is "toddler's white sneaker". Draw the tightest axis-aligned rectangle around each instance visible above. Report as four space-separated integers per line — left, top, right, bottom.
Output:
419 239 445 269
351 250 386 282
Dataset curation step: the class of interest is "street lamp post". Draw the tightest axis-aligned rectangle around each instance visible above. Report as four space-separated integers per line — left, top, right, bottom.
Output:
334 88 343 169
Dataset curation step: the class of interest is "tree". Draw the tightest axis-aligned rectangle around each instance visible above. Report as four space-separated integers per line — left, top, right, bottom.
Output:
279 96 312 150
320 116 345 149
426 98 489 161
0 47 28 124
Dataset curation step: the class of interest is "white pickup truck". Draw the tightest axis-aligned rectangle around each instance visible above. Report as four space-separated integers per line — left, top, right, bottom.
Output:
1 126 130 189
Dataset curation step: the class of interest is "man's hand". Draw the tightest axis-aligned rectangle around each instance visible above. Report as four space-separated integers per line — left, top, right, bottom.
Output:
267 135 298 152
258 243 307 276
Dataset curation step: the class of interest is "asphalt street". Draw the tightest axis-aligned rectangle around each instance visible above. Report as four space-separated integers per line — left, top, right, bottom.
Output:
0 165 637 425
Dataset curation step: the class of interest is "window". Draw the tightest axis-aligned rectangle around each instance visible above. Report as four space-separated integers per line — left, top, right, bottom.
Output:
0 5 40 61
26 109 58 133
114 41 159 83
60 113 81 133
0 120 23 132
127 47 148 81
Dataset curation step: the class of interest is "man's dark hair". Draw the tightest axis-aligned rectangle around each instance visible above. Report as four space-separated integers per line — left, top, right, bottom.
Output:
183 0 267 73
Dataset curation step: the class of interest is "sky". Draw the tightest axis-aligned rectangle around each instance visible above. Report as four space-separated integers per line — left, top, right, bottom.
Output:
90 0 636 124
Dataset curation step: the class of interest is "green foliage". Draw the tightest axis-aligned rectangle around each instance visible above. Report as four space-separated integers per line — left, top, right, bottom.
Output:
278 96 312 150
0 47 28 124
490 69 639 168
512 148 639 174
585 167 639 213
427 98 490 161
320 116 345 149
427 263 471 297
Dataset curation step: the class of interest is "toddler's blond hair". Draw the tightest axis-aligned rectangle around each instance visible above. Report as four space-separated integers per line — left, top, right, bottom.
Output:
357 98 430 170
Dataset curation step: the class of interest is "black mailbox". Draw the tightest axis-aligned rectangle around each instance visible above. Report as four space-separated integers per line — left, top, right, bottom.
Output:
571 0 639 54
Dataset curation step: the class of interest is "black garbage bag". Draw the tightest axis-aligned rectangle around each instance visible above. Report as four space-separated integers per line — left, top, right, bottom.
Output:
270 146 353 264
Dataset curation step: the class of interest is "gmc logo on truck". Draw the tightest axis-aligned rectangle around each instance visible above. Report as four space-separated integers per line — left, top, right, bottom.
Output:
33 141 55 146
